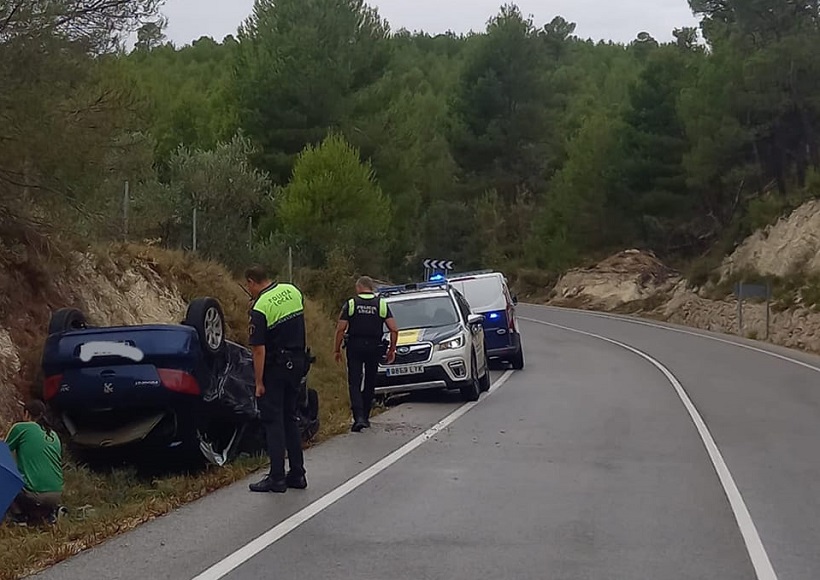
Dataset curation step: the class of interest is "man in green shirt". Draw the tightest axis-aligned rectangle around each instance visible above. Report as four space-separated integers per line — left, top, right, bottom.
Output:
4 400 63 524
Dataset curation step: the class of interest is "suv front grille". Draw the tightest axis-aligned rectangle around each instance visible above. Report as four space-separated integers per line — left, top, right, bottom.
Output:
391 345 432 365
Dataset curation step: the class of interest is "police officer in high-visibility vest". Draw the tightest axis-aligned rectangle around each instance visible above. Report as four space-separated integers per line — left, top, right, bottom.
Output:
334 276 399 432
245 265 307 493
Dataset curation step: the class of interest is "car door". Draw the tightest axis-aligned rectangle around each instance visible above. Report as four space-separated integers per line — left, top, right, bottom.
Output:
455 291 485 373
501 278 518 333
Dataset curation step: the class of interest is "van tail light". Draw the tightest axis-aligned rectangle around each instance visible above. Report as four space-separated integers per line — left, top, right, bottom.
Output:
158 369 200 396
507 305 515 331
43 375 64 401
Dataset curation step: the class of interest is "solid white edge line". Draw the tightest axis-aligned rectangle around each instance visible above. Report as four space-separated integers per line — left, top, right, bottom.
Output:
521 317 778 580
190 369 516 580
528 303 820 374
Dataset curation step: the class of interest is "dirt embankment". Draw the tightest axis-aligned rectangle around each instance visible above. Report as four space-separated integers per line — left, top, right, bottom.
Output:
545 200 820 355
550 249 681 311
0 242 346 433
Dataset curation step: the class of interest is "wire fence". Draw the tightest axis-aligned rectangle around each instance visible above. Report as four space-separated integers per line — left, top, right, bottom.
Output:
85 180 298 278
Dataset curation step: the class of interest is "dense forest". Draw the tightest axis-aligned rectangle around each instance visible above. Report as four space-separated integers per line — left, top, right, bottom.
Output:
3 0 820 285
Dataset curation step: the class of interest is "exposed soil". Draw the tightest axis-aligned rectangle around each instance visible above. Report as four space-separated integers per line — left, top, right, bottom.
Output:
550 249 681 311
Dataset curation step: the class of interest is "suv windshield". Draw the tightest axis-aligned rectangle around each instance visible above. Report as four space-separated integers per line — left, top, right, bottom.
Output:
449 277 506 311
387 295 460 329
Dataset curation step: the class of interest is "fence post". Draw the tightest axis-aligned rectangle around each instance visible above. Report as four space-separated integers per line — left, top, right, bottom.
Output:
765 280 771 341
288 246 293 282
123 180 129 242
737 281 744 335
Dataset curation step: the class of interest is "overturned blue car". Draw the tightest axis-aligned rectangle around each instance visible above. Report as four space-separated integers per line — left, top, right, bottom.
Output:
40 298 320 468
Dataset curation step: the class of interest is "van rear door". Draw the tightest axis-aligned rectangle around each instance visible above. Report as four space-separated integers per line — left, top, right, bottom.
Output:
449 276 512 351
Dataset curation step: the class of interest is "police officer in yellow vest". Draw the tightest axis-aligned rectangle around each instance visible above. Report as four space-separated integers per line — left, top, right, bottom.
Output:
334 276 399 432
245 265 307 493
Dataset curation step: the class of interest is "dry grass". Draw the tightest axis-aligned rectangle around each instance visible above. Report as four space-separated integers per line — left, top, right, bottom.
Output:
0 243 355 579
0 458 266 580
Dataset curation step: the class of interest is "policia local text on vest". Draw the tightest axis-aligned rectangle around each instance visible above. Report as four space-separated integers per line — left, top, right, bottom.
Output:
334 276 399 432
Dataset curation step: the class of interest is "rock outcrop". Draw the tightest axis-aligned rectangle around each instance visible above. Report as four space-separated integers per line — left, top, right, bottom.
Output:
719 199 820 281
550 249 681 311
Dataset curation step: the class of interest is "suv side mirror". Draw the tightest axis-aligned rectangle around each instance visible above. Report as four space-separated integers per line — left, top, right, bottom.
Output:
468 314 484 325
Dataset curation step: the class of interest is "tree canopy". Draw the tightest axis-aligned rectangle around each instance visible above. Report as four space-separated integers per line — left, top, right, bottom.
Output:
6 0 820 279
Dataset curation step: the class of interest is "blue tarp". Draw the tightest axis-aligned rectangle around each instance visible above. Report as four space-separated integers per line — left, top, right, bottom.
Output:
0 441 24 520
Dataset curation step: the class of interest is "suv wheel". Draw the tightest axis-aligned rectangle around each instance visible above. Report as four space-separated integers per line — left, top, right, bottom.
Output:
479 349 491 392
460 353 481 402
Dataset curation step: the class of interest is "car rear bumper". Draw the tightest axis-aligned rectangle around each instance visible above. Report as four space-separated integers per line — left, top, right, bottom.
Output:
487 333 521 359
61 406 197 450
68 411 168 448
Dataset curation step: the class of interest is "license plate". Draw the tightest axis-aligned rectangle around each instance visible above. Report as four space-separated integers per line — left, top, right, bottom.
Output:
386 365 424 377
79 341 144 362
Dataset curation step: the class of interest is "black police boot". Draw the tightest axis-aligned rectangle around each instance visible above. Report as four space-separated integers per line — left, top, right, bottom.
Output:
249 475 287 493
351 411 367 432
286 471 308 489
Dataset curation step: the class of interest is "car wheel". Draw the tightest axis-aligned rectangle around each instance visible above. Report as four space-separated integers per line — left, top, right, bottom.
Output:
184 297 226 357
304 388 320 441
460 353 481 402
48 308 88 335
479 359 491 392
511 342 525 370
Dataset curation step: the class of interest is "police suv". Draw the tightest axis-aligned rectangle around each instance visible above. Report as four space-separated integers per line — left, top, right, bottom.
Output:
374 280 491 402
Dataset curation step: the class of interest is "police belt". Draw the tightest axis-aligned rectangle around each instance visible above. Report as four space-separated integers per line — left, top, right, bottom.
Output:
345 334 388 352
268 347 305 370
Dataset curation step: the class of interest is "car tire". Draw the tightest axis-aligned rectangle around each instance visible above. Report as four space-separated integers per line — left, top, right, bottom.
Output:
184 298 226 357
48 308 88 335
301 387 321 442
460 354 481 402
479 350 491 392
511 341 525 370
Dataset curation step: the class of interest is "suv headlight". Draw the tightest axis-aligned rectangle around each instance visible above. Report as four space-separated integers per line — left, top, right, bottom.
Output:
437 334 465 351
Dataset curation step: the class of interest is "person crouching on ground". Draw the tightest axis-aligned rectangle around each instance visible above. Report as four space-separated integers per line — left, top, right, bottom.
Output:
4 400 64 525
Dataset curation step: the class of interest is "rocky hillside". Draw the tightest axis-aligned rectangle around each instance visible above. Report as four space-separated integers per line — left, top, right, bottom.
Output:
718 199 820 282
0 241 345 433
546 199 820 355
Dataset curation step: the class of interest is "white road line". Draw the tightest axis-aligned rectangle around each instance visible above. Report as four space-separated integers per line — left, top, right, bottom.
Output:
190 370 516 580
521 316 778 580
528 303 820 374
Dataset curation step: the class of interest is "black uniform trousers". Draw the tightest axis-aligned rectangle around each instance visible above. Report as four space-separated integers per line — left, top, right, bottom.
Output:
257 361 305 480
346 337 383 420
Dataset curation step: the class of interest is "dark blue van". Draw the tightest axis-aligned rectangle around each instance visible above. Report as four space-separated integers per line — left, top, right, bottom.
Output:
448 272 524 369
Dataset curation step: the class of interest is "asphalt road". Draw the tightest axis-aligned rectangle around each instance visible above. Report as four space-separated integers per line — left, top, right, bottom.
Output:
33 305 820 580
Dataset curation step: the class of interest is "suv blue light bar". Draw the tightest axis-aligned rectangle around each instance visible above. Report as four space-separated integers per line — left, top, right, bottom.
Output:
376 280 450 296
446 269 496 279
